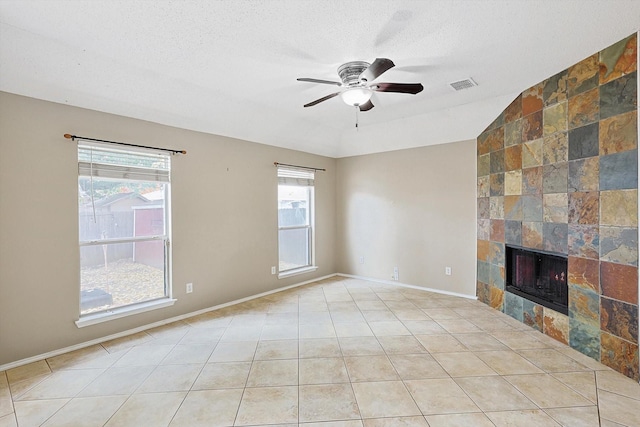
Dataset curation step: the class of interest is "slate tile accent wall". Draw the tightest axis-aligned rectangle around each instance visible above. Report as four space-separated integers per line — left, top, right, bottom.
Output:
476 33 639 381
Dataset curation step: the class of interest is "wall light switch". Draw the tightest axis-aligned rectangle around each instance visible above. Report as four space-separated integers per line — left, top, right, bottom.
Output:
271 266 276 275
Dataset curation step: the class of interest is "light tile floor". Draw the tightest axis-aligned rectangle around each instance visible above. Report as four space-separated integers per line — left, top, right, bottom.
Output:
1 276 639 427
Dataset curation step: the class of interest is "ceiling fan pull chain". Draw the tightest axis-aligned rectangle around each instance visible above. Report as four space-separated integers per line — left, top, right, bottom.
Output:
355 106 359 130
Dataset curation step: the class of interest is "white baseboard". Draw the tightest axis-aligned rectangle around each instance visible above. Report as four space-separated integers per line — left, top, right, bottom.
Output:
1 272 477 372
337 273 478 300
0 273 337 372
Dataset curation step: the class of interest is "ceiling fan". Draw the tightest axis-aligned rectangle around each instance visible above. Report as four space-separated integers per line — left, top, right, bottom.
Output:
297 58 424 111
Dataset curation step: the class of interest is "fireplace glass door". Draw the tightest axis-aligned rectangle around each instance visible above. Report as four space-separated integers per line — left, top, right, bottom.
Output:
506 246 568 314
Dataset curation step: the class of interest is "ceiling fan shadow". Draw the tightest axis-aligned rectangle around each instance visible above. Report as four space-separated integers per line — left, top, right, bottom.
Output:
374 9 414 47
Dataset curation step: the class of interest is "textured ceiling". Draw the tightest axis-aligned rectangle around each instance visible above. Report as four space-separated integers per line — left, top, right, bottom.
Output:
1 1 639 158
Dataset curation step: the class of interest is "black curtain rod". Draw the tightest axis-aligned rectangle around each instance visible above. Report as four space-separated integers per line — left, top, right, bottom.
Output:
274 162 325 172
64 134 186 155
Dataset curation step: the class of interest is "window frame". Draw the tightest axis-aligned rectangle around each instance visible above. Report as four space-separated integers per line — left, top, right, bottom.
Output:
277 167 317 278
75 143 175 327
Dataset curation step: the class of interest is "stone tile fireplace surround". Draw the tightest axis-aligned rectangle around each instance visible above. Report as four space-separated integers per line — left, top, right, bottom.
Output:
476 33 639 381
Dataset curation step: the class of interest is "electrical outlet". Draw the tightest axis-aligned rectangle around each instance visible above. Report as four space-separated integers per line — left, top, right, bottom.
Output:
393 266 399 281
271 266 276 275
186 282 193 293
359 256 364 264
445 267 452 276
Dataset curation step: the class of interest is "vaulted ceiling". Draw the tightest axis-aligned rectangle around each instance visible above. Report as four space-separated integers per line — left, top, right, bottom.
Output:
1 1 638 157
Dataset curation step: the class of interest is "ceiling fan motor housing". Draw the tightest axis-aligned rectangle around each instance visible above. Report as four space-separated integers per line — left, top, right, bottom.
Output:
338 61 370 86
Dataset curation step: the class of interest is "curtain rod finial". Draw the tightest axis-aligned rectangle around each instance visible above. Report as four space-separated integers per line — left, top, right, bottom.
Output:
63 133 74 139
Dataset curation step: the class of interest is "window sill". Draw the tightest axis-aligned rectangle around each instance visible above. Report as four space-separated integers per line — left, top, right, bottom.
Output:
278 266 318 279
75 298 177 328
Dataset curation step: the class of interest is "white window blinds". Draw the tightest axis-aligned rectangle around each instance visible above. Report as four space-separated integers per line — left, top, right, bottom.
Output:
277 167 314 186
78 144 170 182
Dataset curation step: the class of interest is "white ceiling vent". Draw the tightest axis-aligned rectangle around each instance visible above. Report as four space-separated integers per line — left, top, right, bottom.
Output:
449 78 478 91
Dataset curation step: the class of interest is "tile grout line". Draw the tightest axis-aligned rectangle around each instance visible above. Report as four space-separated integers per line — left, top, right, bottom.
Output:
325 285 364 424
1 371 17 426
4 276 640 426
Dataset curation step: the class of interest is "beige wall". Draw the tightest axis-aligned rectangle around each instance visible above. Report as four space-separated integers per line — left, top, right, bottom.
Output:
0 92 478 366
0 92 336 365
336 140 477 296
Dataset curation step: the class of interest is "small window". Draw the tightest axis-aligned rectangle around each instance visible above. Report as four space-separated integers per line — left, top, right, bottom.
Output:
277 167 315 274
77 144 171 316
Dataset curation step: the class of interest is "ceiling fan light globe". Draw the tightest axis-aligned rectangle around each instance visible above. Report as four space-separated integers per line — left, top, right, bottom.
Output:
341 87 373 107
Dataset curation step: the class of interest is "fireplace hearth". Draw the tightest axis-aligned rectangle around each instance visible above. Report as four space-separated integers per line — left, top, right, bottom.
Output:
505 246 568 315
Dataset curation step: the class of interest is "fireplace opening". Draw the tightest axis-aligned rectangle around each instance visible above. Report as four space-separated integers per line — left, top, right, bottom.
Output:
505 245 568 315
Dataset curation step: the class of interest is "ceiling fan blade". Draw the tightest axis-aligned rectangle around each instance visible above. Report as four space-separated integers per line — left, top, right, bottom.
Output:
372 82 424 94
297 78 342 86
359 58 395 82
303 92 340 107
359 100 374 112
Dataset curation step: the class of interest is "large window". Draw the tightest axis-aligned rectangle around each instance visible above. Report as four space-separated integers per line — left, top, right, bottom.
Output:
78 144 171 318
277 167 315 275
